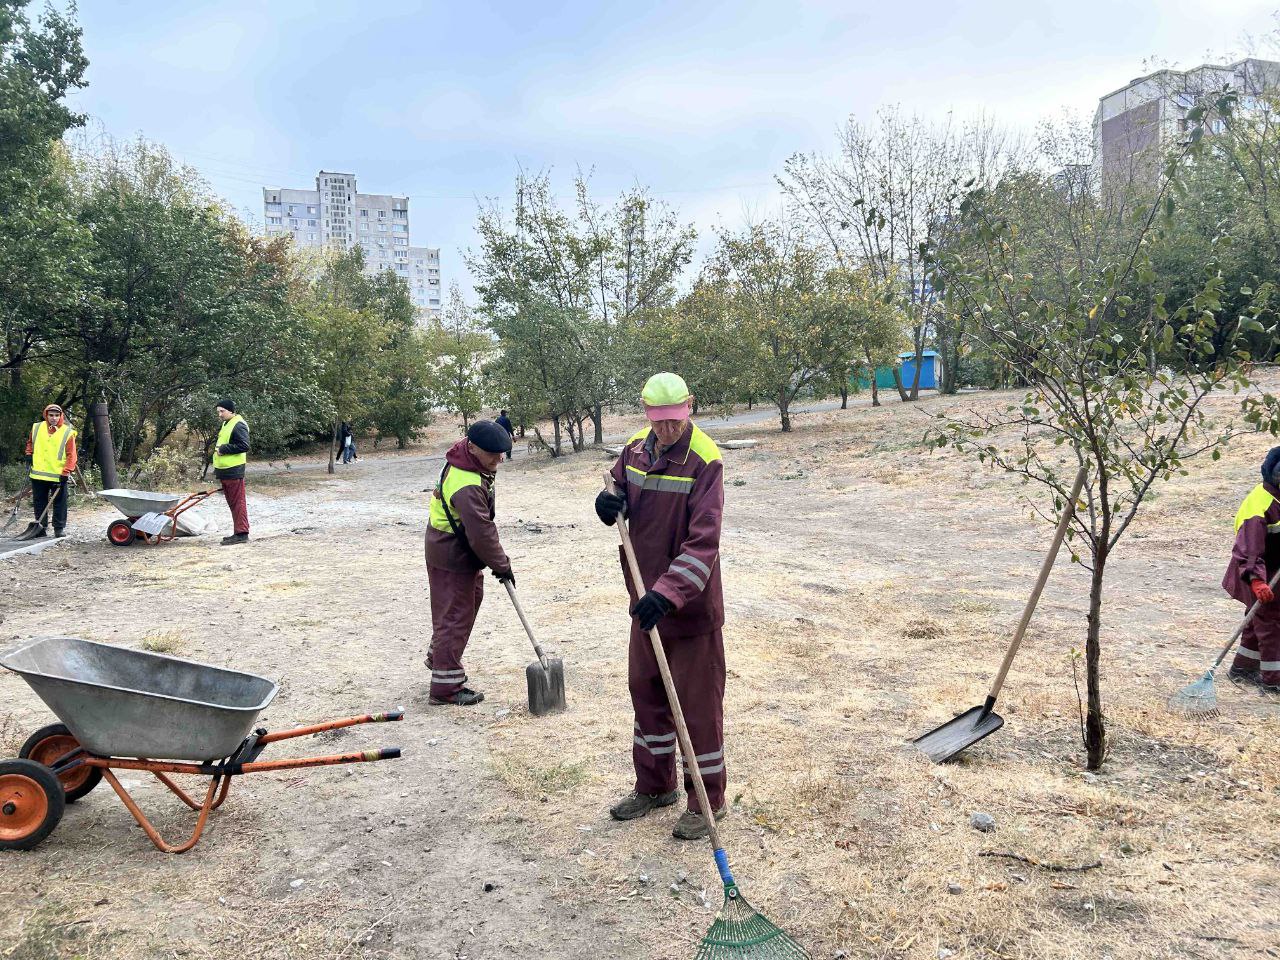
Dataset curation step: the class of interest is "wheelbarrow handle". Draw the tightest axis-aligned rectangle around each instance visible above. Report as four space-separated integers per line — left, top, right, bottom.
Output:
256 710 404 745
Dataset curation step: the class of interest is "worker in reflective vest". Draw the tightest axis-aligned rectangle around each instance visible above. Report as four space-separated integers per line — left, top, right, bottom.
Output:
22 403 77 538
424 420 514 706
594 372 728 841
212 400 250 546
1223 445 1280 693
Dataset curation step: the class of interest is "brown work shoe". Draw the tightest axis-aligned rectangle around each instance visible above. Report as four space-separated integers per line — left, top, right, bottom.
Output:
609 789 679 821
429 687 485 706
671 806 727 841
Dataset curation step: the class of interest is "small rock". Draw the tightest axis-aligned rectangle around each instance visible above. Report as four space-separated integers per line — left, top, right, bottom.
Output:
970 812 996 833
483 882 496 893
939 950 955 960
638 874 650 885
494 709 511 720
669 883 681 894
1082 772 1099 784
946 883 963 895
289 879 305 890
833 952 848 959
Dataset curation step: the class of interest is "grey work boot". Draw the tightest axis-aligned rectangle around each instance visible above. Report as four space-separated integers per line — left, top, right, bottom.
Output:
671 806 727 841
609 789 678 821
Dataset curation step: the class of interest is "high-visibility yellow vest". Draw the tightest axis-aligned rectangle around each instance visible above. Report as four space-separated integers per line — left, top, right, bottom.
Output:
1234 483 1280 533
29 421 75 482
212 415 248 470
429 464 485 534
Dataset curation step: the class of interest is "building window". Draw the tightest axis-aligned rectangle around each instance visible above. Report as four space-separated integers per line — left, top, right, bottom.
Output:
359 209 368 217
379 224 387 232
289 218 298 226
308 205 317 214
267 216 281 224
378 210 386 219
307 219 317 226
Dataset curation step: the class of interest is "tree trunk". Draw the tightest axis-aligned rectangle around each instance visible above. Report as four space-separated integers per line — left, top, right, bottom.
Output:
592 402 603 445
865 349 881 407
839 383 848 409
747 396 754 411
328 421 337 474
891 368 910 402
778 391 792 433
1085 548 1107 770
551 416 562 457
909 346 924 401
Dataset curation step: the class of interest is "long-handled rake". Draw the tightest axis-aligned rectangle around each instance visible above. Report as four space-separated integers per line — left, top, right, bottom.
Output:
1168 566 1280 718
606 474 808 960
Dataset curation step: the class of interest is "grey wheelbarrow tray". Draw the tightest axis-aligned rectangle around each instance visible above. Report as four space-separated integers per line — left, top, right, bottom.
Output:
98 488 215 541
1 636 403 852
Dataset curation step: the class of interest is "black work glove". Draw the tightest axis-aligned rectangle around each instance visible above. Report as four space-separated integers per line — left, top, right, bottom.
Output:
595 489 627 526
492 566 516 585
631 590 673 631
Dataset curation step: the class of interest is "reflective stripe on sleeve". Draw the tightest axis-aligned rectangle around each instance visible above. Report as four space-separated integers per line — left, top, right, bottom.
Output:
671 564 706 590
675 553 711 577
1237 648 1261 660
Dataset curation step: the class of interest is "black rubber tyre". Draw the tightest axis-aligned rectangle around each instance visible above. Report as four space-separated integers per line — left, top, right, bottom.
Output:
0 758 64 851
107 519 135 546
19 723 102 802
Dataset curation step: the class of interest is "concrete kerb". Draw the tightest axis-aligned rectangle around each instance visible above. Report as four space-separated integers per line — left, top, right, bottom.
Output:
0 536 68 562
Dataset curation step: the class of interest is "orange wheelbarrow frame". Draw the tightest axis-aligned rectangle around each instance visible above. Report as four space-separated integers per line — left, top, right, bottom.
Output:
30 711 402 853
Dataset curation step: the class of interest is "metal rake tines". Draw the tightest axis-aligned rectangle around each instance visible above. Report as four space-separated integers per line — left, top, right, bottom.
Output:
1168 673 1219 718
693 887 810 959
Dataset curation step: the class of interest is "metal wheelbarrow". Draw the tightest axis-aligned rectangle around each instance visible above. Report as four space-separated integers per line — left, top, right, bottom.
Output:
98 488 219 546
0 637 402 853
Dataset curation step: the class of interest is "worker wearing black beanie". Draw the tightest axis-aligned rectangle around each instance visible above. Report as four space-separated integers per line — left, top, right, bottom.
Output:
1222 446 1280 693
423 420 515 706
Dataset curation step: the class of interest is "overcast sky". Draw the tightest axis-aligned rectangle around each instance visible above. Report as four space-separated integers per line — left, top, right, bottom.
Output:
68 0 1278 295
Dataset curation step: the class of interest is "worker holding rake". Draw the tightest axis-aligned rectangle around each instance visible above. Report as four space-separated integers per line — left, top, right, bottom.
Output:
1223 445 1280 695
595 372 728 841
425 420 514 706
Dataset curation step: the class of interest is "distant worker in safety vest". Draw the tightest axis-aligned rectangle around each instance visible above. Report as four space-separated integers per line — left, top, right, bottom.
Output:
20 404 77 539
425 420 515 705
1223 446 1280 694
213 400 250 546
594 372 728 840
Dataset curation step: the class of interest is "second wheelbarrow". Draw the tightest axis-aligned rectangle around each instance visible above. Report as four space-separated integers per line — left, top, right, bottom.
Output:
98 488 219 546
0 636 403 853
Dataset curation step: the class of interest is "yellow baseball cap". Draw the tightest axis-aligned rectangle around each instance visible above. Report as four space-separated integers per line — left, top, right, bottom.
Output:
641 372 691 421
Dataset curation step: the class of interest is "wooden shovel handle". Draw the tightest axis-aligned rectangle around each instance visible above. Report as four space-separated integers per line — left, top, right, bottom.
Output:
504 580 549 670
605 472 723 850
987 465 1089 702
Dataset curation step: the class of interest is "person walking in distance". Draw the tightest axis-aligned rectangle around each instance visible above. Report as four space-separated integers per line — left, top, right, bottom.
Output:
594 372 728 840
425 421 515 705
22 403 77 539
213 400 250 546
496 409 515 460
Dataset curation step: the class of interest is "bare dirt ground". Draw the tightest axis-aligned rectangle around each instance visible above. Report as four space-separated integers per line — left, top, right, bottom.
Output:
2 386 1278 960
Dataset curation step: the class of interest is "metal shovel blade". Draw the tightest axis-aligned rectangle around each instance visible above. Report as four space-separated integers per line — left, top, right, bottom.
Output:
526 657 566 716
131 512 175 537
913 704 1005 763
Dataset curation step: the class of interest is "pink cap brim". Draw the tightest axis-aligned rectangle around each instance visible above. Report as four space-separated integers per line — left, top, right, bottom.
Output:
644 401 691 422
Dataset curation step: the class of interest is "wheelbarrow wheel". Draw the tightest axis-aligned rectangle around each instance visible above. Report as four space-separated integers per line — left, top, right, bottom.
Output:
0 758 64 850
19 723 102 802
107 520 136 547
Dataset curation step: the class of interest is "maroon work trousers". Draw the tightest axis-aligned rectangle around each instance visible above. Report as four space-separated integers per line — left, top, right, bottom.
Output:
427 566 484 696
628 623 726 814
220 479 250 535
1233 598 1280 685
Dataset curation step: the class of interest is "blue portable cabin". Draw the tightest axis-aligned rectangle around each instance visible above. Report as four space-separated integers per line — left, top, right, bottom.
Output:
898 350 942 390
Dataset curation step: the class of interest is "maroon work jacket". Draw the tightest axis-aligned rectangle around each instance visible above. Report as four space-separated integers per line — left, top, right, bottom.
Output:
609 422 724 638
1222 481 1280 605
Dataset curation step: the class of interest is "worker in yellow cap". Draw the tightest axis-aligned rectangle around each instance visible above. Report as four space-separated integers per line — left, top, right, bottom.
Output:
594 372 728 840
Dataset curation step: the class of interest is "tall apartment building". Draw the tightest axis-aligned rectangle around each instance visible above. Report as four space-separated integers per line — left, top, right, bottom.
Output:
263 171 442 317
1093 58 1280 186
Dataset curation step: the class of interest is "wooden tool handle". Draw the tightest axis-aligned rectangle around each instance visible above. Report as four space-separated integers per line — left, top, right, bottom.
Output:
1211 565 1280 670
605 472 723 850
987 464 1089 703
504 580 549 671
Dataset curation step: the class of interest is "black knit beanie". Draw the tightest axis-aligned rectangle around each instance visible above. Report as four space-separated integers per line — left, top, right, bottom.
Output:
467 420 513 454
216 399 236 413
1262 446 1280 486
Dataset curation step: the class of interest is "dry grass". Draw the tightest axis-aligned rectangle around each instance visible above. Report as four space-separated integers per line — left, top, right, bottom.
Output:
139 629 186 654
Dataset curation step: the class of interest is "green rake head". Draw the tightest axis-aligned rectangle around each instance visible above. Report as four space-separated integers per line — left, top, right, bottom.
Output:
694 871 809 959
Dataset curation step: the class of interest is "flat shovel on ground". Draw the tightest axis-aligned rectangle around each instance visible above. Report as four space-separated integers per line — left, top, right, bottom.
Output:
502 580 567 716
913 464 1088 763
12 484 63 542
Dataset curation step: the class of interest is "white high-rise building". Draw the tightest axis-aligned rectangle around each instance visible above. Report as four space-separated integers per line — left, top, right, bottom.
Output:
263 171 441 317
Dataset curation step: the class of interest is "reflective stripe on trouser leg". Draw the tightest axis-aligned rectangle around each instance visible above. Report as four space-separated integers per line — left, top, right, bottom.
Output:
1253 602 1280 685
627 622 726 812
427 566 484 696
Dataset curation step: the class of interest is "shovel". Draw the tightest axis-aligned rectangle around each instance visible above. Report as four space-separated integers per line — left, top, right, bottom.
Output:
913 464 1088 763
503 580 566 716
13 484 64 541
1 487 32 535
